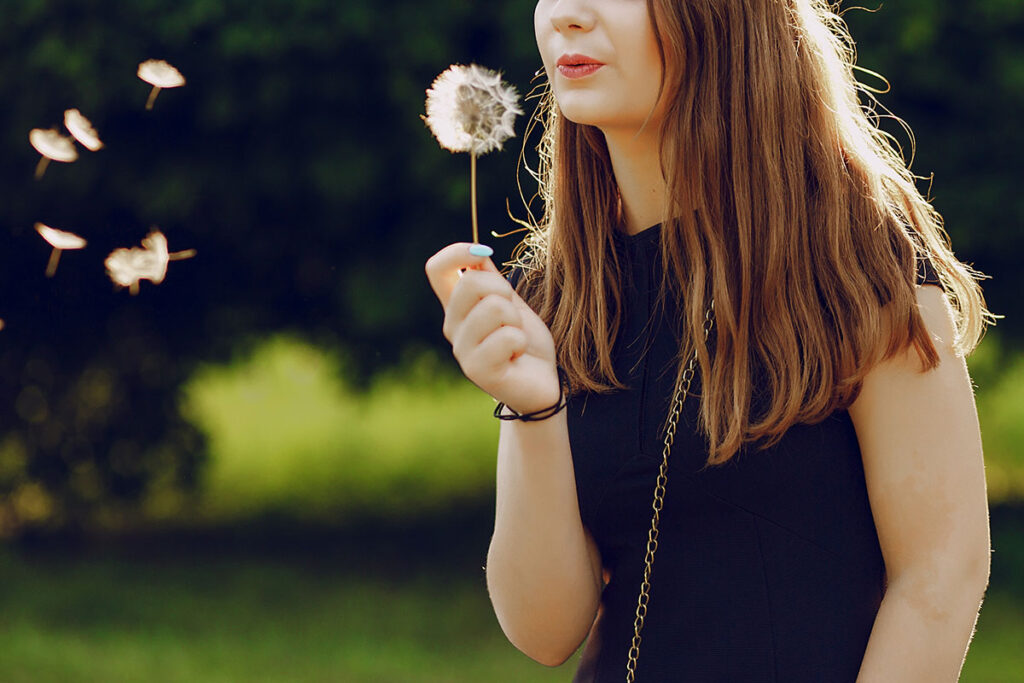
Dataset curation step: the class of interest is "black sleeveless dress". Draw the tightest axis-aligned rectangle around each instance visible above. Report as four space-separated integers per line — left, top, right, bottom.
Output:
505 223 942 682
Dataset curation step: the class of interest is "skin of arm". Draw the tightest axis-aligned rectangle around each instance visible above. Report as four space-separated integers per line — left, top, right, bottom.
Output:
486 409 605 667
849 283 991 682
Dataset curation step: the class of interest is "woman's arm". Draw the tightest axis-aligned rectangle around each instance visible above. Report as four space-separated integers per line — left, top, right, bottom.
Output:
424 245 603 666
486 411 604 667
849 284 991 682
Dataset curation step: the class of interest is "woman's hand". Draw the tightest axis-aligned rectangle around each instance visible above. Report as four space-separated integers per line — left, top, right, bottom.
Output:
425 243 560 415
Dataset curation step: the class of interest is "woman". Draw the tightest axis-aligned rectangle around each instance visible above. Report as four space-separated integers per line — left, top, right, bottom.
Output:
424 0 994 680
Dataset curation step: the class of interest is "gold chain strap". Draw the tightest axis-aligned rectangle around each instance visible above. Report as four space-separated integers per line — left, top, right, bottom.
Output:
625 299 715 683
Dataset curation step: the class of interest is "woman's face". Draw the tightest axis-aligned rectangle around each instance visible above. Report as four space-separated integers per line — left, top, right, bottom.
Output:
534 0 666 133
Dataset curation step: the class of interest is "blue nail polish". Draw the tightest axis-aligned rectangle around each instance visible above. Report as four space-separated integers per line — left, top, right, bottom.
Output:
469 244 493 257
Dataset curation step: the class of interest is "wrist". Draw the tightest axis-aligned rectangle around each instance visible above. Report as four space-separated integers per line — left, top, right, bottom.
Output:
493 366 570 422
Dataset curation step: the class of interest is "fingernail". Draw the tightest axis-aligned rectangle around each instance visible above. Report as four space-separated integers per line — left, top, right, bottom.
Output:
469 244 493 257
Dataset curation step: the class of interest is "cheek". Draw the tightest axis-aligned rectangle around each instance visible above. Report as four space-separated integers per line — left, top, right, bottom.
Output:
627 18 664 109
634 19 667 109
533 7 549 67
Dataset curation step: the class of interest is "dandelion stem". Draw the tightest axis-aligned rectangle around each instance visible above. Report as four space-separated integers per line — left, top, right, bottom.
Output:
470 152 479 244
145 86 161 111
35 157 50 180
45 249 61 277
169 249 197 261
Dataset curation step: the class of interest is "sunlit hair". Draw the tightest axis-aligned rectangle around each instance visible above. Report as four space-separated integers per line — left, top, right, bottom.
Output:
505 0 997 466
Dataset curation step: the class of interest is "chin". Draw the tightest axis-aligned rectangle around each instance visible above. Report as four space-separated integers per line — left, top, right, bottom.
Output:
559 110 638 135
554 93 649 132
554 98 613 127
559 109 603 126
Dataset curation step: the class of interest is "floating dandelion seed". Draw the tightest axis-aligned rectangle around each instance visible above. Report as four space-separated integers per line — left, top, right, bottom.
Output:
29 128 78 179
105 229 196 295
423 63 522 244
105 248 152 295
137 59 186 111
64 109 104 151
35 223 87 277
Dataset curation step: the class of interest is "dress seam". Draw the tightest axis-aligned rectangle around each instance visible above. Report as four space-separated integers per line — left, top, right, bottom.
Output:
752 515 780 683
638 350 649 457
635 246 658 457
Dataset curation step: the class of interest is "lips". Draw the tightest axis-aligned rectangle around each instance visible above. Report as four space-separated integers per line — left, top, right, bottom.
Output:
557 53 604 67
556 53 605 79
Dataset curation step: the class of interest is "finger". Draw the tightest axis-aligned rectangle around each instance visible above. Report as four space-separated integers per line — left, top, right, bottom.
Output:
451 293 521 353
443 269 519 343
463 325 529 379
464 246 502 273
424 243 501 310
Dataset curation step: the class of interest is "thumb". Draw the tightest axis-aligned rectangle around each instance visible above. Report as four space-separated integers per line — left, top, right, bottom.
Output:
465 244 500 273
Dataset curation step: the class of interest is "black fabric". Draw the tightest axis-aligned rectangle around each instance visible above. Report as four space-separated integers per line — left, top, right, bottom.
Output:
917 250 942 287
504 224 941 682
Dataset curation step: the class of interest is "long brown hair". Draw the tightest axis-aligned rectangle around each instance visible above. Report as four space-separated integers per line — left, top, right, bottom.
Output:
505 0 997 466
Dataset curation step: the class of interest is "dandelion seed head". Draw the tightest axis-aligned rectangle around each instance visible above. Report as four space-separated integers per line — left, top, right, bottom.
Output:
424 64 522 156
29 128 78 162
137 59 186 88
35 223 86 250
64 109 104 151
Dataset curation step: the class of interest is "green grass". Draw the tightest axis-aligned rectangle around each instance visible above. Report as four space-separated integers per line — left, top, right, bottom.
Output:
0 513 1020 683
0 546 1018 682
961 588 1024 682
968 333 1024 502
0 545 581 682
176 336 502 526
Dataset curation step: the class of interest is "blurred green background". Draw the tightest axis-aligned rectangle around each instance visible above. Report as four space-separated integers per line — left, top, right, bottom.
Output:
0 0 1021 680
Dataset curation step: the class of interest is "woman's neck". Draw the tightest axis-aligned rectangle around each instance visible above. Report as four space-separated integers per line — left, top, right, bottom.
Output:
603 123 668 236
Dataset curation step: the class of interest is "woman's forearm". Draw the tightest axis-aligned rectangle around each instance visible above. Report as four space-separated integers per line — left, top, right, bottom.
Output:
485 411 603 666
856 570 989 682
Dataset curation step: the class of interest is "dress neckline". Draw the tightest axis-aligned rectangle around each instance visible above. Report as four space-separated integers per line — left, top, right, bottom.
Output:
613 222 662 245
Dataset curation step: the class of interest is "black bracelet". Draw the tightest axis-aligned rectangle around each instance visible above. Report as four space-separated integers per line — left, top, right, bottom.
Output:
493 366 570 422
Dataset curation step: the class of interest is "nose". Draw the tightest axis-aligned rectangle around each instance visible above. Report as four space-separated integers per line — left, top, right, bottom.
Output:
549 0 596 33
